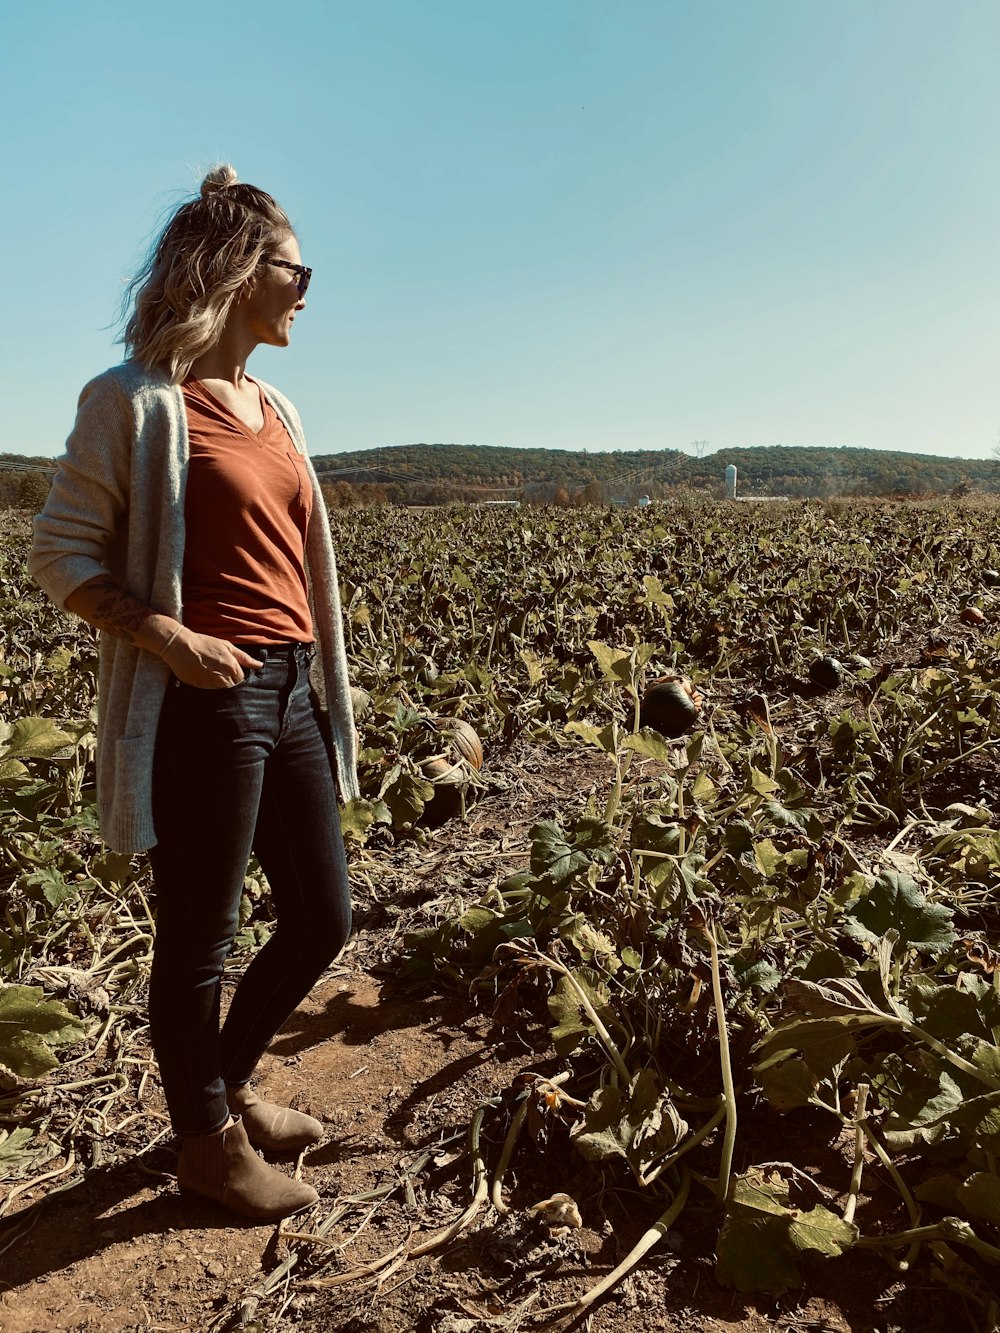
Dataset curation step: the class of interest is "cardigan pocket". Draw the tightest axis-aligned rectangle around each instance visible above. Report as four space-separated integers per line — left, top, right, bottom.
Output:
108 734 157 853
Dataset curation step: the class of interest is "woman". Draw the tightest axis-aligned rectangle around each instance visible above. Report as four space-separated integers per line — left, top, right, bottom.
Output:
29 166 360 1222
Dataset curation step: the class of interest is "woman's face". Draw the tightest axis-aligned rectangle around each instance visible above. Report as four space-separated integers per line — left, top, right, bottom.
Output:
240 233 307 348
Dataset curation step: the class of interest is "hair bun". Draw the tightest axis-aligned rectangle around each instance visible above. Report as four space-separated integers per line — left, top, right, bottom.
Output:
200 164 239 200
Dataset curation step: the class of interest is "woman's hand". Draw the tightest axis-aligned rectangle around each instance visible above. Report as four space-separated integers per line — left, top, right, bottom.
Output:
64 577 262 688
161 629 263 689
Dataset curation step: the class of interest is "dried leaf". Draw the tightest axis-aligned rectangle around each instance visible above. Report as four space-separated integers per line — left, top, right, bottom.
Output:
530 1192 582 1230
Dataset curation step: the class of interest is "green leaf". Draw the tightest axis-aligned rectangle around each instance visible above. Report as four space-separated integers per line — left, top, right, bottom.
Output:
641 575 674 609
733 951 783 995
235 921 271 951
0 1126 58 1178
21 866 78 909
547 968 613 1058
915 1175 962 1211
0 758 29 786
904 977 1000 1047
756 1015 885 1083
89 850 135 889
530 821 589 887
379 767 433 829
630 812 683 858
941 1090 1000 1154
843 869 956 956
874 1058 965 1143
586 640 635 687
754 839 783 878
622 730 677 763
340 797 382 843
791 947 857 983
562 916 620 966
0 716 75 760
528 819 615 888
723 820 755 855
571 1069 688 1183
758 1058 820 1112
969 1040 1000 1084
0 985 87 1078
716 1168 858 1293
783 977 887 1018
520 650 546 687
565 720 619 755
459 907 498 933
46 646 75 672
572 816 618 855
955 1172 1000 1227
674 853 714 904
571 1084 629 1162
762 798 823 839
786 1205 859 1263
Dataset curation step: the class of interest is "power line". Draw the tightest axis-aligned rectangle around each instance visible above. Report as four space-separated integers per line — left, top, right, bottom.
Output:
0 460 56 474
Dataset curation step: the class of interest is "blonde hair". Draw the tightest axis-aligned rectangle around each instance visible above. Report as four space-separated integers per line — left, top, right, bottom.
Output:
122 165 294 382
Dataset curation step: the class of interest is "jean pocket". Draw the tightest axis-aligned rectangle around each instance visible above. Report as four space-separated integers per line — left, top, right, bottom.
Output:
173 669 258 693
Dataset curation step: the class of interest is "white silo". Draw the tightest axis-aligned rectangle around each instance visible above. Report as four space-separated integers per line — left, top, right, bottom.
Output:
725 464 738 500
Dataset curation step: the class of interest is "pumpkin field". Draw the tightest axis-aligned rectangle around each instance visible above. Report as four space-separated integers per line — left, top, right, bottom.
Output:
3 497 1000 1332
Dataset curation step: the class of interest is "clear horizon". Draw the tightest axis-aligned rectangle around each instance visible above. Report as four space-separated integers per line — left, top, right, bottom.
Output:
4 0 999 461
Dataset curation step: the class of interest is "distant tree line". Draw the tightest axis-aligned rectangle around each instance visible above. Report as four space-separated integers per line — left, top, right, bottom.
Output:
313 442 999 506
0 456 54 512
3 442 996 512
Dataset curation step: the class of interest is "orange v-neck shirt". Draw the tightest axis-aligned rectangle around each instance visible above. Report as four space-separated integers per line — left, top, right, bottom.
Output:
180 379 314 644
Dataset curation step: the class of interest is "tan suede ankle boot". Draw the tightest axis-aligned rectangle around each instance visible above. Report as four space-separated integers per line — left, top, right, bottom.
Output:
177 1115 318 1221
226 1084 324 1152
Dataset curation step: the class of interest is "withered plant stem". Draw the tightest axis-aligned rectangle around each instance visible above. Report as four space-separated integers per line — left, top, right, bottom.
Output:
535 1167 691 1324
705 922 737 1205
843 1082 869 1225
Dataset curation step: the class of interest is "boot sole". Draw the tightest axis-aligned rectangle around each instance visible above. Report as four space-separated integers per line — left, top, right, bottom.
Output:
244 1135 324 1153
178 1183 318 1222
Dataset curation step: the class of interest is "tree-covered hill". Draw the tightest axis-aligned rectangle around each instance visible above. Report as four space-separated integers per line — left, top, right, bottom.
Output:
311 441 998 503
2 442 996 509
312 442 686 488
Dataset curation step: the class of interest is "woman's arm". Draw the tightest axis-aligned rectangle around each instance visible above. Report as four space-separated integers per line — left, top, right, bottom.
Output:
66 576 263 688
65 575 179 653
34 374 261 689
29 373 133 608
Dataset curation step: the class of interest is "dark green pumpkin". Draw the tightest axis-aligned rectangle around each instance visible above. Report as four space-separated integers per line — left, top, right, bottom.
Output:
809 656 843 690
420 757 464 825
639 681 699 738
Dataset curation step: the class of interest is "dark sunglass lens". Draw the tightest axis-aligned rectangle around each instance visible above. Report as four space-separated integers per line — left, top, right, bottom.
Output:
299 271 310 296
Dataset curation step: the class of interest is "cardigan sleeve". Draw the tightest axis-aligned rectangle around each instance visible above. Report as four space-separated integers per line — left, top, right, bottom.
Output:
28 372 134 611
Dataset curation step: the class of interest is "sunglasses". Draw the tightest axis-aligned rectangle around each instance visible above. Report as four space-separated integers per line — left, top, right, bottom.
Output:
261 257 312 297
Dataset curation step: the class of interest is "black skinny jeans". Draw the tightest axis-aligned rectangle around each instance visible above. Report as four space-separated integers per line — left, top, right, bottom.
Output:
148 643 351 1137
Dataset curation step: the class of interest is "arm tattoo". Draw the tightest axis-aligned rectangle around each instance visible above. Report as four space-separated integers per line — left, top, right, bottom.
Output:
84 577 155 647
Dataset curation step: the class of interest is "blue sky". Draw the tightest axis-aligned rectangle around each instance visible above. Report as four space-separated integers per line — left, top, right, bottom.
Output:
4 0 999 460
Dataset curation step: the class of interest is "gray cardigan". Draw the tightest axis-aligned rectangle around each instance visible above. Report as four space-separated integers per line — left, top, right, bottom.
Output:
28 362 360 853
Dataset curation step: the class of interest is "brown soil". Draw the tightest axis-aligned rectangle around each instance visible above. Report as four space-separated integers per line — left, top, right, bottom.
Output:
0 740 972 1333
